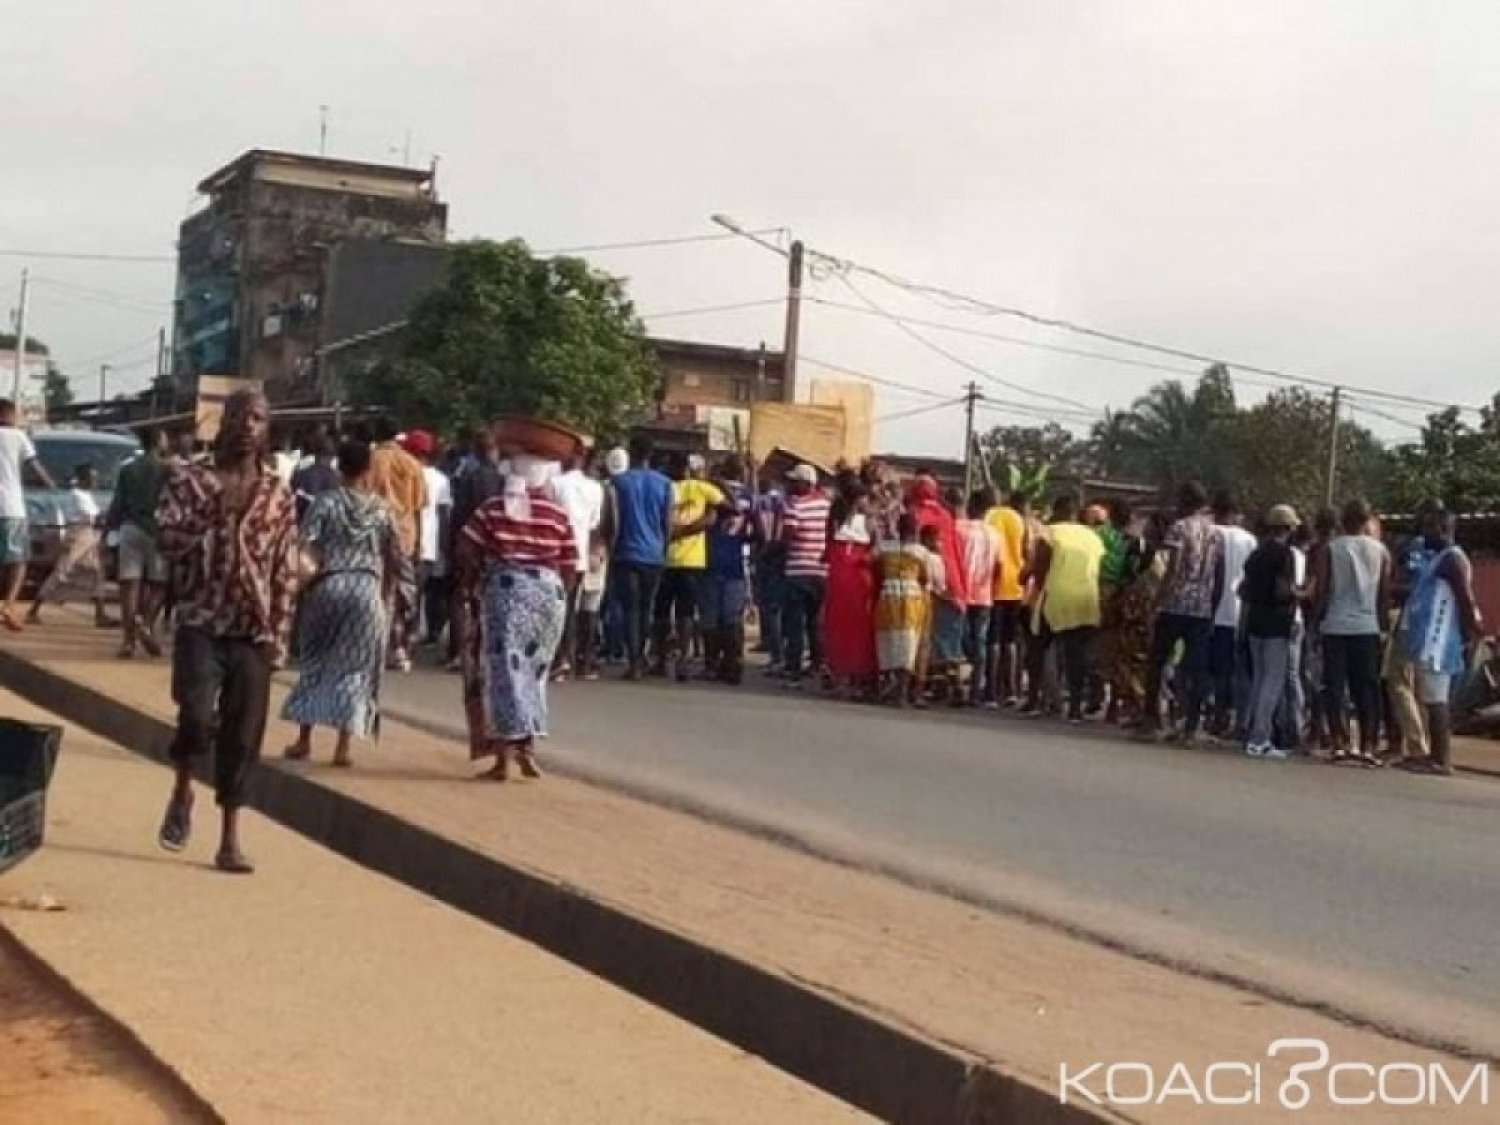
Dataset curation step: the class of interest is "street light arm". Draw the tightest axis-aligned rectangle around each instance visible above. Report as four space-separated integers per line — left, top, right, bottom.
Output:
710 214 790 258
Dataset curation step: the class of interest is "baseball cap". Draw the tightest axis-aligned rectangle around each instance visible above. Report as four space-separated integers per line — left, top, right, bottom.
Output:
787 464 818 485
1266 503 1299 529
403 429 435 457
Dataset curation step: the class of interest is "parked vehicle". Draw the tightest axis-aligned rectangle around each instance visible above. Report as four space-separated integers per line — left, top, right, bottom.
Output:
24 430 142 588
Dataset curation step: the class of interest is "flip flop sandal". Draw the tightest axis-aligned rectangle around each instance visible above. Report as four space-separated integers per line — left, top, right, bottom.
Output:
214 849 255 874
158 795 192 852
283 744 311 761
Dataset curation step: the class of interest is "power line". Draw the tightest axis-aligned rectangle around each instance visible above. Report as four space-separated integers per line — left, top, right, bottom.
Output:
0 248 175 263
833 273 1100 413
53 332 163 372
31 277 169 317
875 398 965 424
798 353 953 402
640 298 784 321
537 229 787 257
801 242 1487 415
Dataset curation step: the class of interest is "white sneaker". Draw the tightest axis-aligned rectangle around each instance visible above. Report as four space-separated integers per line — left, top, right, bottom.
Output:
1262 745 1290 760
1243 743 1266 757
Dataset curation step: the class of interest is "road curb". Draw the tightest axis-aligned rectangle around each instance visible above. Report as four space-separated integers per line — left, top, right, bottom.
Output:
0 647 1108 1125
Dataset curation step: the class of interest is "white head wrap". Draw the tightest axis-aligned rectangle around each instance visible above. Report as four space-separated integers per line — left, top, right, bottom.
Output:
604 447 629 476
503 454 560 521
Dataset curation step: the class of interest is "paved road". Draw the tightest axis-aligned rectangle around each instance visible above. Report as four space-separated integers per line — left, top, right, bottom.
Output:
382 661 1500 1054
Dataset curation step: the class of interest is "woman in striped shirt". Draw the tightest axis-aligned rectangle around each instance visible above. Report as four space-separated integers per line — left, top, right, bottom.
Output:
456 457 579 781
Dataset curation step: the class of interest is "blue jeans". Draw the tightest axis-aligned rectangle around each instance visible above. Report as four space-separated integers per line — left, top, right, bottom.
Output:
781 574 825 678
1275 619 1306 749
1145 612 1213 733
755 560 786 667
699 575 747 630
1210 624 1251 735
1245 634 1291 747
610 560 661 667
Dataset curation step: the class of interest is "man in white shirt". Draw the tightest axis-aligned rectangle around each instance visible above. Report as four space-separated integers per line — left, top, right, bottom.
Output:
0 398 54 631
551 448 604 677
409 432 453 647
1210 491 1259 738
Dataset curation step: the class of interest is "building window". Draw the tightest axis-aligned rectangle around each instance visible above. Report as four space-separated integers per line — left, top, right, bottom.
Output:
682 372 701 388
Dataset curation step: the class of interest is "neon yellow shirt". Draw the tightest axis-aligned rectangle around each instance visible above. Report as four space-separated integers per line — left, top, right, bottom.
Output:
1042 521 1105 632
985 505 1027 603
665 479 724 569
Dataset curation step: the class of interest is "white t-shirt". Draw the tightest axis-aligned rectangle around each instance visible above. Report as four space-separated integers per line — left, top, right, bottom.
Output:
67 488 100 524
1213 524 1259 628
0 428 37 520
552 469 604 566
418 466 452 565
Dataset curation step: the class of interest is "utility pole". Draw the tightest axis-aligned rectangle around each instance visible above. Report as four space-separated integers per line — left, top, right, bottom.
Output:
1325 385 1342 506
151 326 168 419
10 268 29 402
99 363 110 408
962 381 982 496
782 240 804 404
318 105 330 156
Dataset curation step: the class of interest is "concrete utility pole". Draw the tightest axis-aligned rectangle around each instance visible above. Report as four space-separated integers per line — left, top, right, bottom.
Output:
1325 386 1342 507
10 268 29 402
783 240 804 404
99 364 110 407
962 381 982 496
318 105 330 156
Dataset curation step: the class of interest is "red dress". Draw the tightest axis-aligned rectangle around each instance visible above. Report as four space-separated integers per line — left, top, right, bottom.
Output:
823 528 878 680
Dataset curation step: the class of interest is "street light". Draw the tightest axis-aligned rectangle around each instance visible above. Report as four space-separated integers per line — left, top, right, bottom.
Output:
711 214 802 403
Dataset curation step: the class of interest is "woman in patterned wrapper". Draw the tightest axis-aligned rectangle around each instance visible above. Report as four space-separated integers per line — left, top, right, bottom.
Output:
456 450 579 781
281 440 400 767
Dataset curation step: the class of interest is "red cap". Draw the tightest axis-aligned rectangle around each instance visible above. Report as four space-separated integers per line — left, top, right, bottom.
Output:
403 429 435 456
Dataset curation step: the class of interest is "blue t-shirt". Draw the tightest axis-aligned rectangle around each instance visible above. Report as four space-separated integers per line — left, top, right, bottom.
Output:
706 483 752 579
611 467 672 565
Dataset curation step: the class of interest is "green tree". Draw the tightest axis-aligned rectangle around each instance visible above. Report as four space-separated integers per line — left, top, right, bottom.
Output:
977 420 1089 498
1379 397 1500 513
0 333 71 413
350 239 659 442
1112 369 1238 488
1224 386 1386 517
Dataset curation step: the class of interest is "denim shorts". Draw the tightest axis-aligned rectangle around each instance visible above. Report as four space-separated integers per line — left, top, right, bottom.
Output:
0 518 28 565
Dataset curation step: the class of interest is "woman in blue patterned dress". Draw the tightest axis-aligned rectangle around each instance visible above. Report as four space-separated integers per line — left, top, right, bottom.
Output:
456 456 579 781
282 441 398 767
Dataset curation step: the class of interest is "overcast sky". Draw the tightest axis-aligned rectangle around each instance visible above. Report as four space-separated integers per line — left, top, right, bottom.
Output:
4 0 1498 454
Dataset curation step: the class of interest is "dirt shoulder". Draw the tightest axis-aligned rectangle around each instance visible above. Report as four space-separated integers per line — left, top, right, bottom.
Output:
0 934 213 1125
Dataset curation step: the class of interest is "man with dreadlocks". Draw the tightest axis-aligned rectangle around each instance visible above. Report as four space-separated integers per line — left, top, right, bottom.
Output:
154 390 298 873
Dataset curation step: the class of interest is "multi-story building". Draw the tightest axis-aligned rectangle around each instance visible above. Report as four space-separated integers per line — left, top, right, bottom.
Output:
173 149 447 405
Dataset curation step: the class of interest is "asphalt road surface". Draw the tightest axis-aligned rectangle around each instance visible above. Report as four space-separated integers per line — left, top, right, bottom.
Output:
381 660 1500 1056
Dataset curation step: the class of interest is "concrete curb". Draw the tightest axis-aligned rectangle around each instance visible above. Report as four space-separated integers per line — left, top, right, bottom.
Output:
0 648 1107 1125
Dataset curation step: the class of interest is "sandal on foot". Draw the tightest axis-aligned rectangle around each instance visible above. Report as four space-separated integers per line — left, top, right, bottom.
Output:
516 751 543 780
214 849 255 874
283 743 311 761
158 794 193 852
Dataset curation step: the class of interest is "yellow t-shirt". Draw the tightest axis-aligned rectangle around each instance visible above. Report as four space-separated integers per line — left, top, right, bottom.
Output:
1041 521 1105 632
665 479 724 569
985 505 1027 603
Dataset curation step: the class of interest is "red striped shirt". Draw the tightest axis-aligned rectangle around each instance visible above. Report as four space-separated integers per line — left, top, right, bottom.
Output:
463 494 579 572
783 493 831 579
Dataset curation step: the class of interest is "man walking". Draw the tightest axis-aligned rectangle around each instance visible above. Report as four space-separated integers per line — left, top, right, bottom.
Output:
406 430 452 647
1138 481 1221 742
780 463 831 689
155 390 297 873
110 428 172 658
984 490 1030 707
703 456 753 684
610 436 673 680
0 398 53 632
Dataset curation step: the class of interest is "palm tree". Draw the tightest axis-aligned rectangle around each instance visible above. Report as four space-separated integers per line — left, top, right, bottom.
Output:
1114 369 1237 489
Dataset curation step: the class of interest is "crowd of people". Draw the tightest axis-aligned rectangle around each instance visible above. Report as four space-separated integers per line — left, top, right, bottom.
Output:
0 390 1485 873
